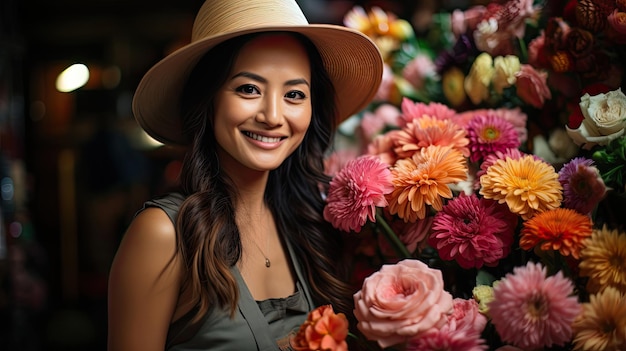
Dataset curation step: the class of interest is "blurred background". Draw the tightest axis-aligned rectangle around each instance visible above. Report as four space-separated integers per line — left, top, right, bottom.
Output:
1 0 467 350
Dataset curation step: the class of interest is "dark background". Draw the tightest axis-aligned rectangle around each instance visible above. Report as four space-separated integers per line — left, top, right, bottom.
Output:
1 0 461 349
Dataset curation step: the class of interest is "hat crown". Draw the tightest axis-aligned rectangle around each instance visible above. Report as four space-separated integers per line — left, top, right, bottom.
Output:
192 0 309 42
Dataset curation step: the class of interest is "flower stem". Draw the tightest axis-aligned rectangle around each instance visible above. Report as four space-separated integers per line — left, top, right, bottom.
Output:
375 210 412 259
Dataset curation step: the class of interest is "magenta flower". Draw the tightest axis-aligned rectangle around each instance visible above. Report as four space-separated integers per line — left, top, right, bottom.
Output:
428 193 518 269
488 262 582 350
324 155 394 232
466 113 520 162
558 157 607 215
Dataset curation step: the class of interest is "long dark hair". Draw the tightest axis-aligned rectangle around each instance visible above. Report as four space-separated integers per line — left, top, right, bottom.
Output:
175 32 353 324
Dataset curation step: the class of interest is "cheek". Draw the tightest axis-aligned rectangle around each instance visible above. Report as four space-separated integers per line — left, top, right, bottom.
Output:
290 105 313 135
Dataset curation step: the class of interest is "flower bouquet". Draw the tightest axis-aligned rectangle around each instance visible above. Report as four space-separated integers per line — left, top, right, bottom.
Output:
319 1 626 350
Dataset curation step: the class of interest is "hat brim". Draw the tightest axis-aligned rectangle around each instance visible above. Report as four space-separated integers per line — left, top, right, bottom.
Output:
132 24 383 145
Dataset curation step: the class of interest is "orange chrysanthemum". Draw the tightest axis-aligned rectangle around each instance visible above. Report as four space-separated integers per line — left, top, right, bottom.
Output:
520 208 593 259
579 225 626 294
291 305 349 351
393 115 470 159
387 145 468 222
480 155 563 220
572 287 626 351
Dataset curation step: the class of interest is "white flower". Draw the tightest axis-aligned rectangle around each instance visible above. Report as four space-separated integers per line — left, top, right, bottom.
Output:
566 88 626 149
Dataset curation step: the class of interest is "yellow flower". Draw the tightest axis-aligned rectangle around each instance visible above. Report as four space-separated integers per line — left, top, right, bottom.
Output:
492 55 521 94
479 155 563 220
473 284 495 315
572 287 626 351
579 225 626 294
343 6 413 61
387 145 468 222
442 66 467 107
464 52 494 105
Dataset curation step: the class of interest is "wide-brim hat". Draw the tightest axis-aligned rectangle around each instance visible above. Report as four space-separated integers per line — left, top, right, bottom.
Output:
132 0 384 146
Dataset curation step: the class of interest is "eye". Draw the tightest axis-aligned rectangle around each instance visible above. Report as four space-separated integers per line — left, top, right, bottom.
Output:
235 84 260 95
285 90 306 100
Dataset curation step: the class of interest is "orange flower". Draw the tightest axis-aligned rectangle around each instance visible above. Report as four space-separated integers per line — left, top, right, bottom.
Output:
579 225 626 294
393 115 470 159
480 155 563 220
291 305 349 351
520 208 593 259
387 145 468 222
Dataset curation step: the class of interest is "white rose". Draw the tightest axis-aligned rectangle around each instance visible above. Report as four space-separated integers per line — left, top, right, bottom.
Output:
566 88 626 149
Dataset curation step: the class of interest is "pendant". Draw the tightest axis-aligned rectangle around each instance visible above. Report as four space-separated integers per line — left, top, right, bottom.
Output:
265 258 271 268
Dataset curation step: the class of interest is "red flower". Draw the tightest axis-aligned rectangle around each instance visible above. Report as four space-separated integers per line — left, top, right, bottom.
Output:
291 305 349 351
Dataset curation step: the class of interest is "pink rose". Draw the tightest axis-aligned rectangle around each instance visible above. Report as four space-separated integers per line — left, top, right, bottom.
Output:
353 259 454 348
515 64 552 108
449 298 487 335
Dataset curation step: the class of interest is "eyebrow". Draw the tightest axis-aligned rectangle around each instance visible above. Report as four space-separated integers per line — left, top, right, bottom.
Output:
232 71 310 87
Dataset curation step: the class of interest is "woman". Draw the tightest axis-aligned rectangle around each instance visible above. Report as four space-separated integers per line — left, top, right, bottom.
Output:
107 0 382 350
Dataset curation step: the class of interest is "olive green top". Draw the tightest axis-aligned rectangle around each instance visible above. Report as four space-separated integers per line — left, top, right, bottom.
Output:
140 193 315 351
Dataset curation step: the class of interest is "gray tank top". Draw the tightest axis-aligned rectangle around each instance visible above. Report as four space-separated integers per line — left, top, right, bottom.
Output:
140 193 315 351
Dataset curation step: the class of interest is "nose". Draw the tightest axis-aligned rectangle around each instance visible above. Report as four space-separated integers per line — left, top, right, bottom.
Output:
256 92 283 127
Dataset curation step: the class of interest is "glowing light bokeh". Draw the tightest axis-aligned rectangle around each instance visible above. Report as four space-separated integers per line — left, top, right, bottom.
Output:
55 63 90 92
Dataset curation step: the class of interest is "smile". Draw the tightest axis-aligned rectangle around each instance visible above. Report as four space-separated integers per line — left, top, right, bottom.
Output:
243 131 283 143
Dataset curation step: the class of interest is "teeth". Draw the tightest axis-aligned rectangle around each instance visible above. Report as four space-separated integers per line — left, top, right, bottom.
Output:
245 131 281 143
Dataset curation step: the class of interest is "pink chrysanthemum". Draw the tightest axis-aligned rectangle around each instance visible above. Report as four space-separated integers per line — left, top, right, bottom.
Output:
466 113 521 162
399 98 458 125
393 115 470 159
558 157 607 215
387 145 468 222
428 193 518 269
324 155 394 232
455 107 528 143
489 262 582 350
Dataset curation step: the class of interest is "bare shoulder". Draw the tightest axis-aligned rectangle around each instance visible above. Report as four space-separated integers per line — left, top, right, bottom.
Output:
108 207 181 350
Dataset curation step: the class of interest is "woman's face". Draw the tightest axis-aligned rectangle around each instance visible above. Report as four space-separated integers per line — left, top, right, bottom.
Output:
213 34 312 175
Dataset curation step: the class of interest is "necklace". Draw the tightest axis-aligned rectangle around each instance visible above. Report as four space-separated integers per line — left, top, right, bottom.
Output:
250 239 271 268
240 207 272 268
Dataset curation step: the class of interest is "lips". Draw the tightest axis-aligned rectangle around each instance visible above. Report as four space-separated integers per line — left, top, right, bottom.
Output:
243 131 284 143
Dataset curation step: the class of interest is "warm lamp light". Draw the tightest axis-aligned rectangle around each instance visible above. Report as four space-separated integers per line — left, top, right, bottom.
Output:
55 63 90 92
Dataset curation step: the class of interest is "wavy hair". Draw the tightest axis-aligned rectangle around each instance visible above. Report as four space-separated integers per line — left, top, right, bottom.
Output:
175 32 352 325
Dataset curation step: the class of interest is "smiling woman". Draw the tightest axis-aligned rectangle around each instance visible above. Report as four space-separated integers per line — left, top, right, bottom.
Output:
212 34 313 173
106 0 383 350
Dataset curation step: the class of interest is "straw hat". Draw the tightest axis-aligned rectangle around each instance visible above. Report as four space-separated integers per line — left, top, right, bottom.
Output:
132 0 383 145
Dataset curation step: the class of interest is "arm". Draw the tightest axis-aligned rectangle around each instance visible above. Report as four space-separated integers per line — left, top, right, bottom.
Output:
107 207 182 351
